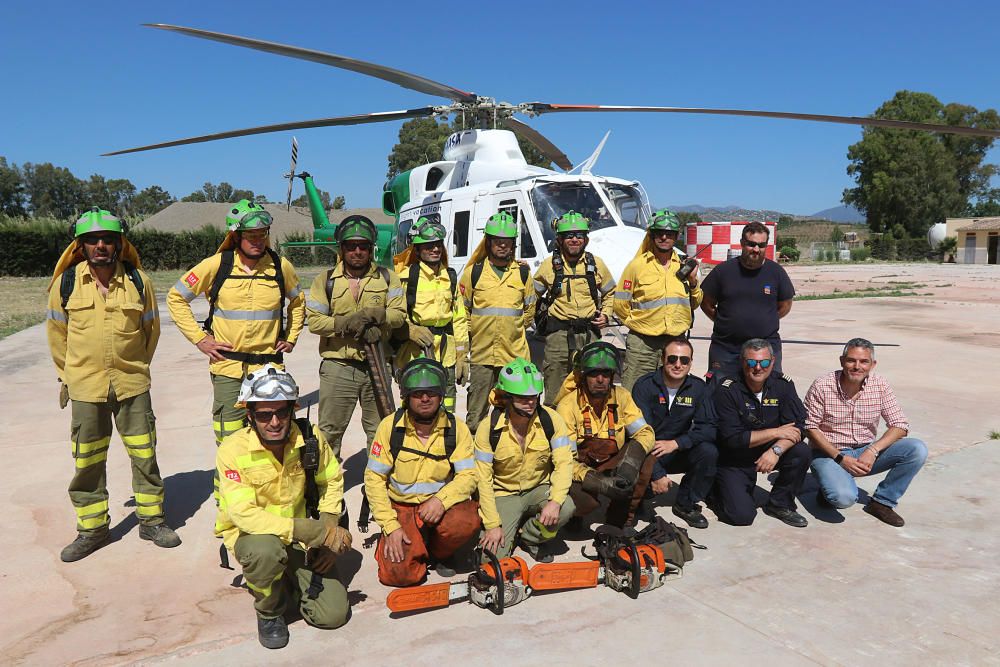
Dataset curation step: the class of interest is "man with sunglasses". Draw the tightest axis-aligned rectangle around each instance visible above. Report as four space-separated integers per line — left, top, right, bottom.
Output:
700 221 794 380
615 209 702 390
804 338 926 527
556 341 656 528
306 215 406 460
712 338 810 527
532 211 615 405
47 208 180 561
216 365 350 649
393 216 468 413
631 337 719 529
168 200 306 455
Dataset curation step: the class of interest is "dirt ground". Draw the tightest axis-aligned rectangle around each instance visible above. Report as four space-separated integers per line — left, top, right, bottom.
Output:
1 261 998 666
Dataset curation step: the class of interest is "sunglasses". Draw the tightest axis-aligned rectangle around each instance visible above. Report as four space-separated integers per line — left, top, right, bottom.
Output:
81 233 118 245
652 230 678 238
742 240 767 249
665 355 691 365
342 241 372 251
241 230 269 241
560 232 588 240
251 406 293 423
744 358 772 369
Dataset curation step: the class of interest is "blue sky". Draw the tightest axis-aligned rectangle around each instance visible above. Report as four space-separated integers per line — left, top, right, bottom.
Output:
3 1 999 215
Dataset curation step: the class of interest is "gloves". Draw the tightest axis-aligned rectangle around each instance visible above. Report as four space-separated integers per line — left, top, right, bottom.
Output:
360 306 386 326
614 439 648 486
59 382 69 410
293 518 353 553
343 311 371 338
362 325 383 343
455 356 470 385
409 324 435 348
307 547 338 574
582 470 633 501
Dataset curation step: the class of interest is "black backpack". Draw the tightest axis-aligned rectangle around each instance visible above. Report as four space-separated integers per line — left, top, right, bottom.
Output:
387 407 458 464
487 406 556 450
535 251 600 335
60 261 145 309
204 249 286 339
294 417 322 520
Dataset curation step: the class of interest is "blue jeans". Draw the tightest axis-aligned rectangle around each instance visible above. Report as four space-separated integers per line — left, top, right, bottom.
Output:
811 438 927 509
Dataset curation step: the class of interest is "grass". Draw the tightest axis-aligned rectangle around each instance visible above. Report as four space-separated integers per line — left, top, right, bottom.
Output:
798 284 920 301
0 265 329 340
990 430 1000 440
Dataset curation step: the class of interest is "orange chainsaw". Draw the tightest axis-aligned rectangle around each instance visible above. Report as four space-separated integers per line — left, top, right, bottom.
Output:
386 549 532 615
529 542 677 598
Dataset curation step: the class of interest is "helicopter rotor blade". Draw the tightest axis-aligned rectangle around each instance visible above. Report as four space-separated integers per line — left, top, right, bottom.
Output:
145 24 477 104
524 103 1000 138
501 118 573 171
103 107 437 156
285 136 299 210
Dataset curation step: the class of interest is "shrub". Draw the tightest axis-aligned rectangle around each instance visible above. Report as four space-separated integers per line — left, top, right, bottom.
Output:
850 247 871 262
778 245 800 261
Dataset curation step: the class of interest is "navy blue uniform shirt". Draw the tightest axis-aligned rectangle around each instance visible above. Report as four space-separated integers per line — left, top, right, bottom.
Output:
700 257 794 344
714 372 806 467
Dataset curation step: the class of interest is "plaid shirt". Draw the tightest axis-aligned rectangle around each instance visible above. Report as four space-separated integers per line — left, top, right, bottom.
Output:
804 370 909 448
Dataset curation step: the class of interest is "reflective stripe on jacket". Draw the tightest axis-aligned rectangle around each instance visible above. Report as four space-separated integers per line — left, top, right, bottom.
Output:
474 406 574 530
215 422 343 551
459 261 535 366
46 261 159 402
613 251 702 336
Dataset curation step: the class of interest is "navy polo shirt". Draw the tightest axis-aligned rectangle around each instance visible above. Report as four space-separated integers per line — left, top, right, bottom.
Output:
700 257 795 344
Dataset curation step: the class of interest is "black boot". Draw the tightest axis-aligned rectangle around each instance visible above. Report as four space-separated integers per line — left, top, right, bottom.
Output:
60 532 110 563
257 615 289 649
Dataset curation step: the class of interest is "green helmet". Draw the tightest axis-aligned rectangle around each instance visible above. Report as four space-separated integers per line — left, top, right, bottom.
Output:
226 199 273 231
577 341 620 375
410 216 447 245
74 207 124 237
400 358 448 397
554 210 590 234
335 215 377 245
495 358 544 397
648 209 681 233
484 211 517 238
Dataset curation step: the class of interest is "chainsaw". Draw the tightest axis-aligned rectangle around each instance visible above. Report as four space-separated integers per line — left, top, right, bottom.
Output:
528 542 676 599
386 549 532 615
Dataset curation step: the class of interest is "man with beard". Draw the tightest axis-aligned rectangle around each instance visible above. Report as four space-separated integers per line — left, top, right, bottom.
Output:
459 211 536 430
365 358 480 586
216 365 350 649
168 200 306 455
393 217 468 413
556 342 656 528
532 211 615 405
713 338 810 527
614 209 702 390
476 358 576 563
632 337 718 529
305 215 406 459
700 221 794 379
47 207 180 562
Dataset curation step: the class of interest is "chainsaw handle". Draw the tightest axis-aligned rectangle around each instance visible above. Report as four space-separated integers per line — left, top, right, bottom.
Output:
479 547 505 616
625 542 641 600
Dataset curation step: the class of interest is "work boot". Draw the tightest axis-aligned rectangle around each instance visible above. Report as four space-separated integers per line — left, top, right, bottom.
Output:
257 614 289 649
672 503 709 529
762 503 808 528
139 523 182 548
60 532 110 563
519 541 554 564
864 500 905 527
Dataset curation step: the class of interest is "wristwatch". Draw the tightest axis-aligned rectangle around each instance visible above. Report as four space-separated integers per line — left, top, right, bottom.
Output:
771 444 784 456
834 453 845 464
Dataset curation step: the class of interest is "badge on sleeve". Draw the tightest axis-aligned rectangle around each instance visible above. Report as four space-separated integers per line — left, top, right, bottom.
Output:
185 272 199 287
224 469 241 482
622 279 632 291
371 442 383 457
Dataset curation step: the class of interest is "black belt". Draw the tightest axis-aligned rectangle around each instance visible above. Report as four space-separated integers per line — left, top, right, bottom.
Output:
220 351 284 364
426 323 454 336
548 317 597 334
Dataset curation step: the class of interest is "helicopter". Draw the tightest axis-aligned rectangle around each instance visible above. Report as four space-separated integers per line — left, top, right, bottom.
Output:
105 23 1000 279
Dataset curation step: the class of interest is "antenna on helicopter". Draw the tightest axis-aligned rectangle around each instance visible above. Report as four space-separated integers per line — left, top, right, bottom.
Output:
285 136 299 211
572 131 611 176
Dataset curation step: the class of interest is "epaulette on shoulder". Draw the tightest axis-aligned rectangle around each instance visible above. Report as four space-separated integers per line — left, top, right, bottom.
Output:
720 378 734 388
778 373 794 383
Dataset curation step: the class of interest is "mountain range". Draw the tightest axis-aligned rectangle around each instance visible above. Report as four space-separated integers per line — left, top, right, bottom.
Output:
669 203 864 223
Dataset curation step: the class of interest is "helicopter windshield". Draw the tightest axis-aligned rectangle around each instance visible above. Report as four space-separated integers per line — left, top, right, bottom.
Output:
601 182 650 229
529 182 619 233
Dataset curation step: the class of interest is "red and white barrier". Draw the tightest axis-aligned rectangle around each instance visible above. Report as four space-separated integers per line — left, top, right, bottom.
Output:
684 220 776 265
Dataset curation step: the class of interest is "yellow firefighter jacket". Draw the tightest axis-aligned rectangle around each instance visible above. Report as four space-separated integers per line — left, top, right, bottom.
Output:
556 385 655 481
458 259 536 366
46 261 160 402
215 422 343 551
613 250 702 336
393 259 468 368
474 406 575 530
364 409 477 535
306 261 406 362
532 252 616 321
167 251 305 380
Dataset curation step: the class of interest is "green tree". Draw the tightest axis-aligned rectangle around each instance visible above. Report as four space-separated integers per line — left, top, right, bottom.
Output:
386 117 552 178
331 195 345 210
777 214 794 230
830 226 845 243
86 174 137 214
843 91 1000 238
182 181 257 203
22 162 86 218
0 157 26 216
676 211 701 225
132 185 174 216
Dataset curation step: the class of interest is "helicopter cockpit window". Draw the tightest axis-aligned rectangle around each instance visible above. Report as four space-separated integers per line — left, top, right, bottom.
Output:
602 183 649 229
453 211 470 256
529 182 617 233
519 214 536 258
397 218 414 250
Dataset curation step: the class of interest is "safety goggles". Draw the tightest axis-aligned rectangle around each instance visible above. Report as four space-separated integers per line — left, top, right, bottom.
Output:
251 406 293 423
247 374 297 400
744 358 772 369
741 240 767 249
559 232 588 240
665 355 691 366
239 210 273 229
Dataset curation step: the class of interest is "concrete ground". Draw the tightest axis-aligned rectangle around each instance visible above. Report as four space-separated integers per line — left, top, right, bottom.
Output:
2 262 998 666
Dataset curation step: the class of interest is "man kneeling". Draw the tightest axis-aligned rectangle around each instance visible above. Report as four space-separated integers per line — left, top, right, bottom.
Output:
365 358 480 586
216 365 350 650
476 358 576 563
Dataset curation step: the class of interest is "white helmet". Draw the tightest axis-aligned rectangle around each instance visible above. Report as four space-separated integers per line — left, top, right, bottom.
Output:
236 364 299 406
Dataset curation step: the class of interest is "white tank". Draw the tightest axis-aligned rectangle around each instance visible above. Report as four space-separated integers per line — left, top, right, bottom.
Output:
927 222 947 249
